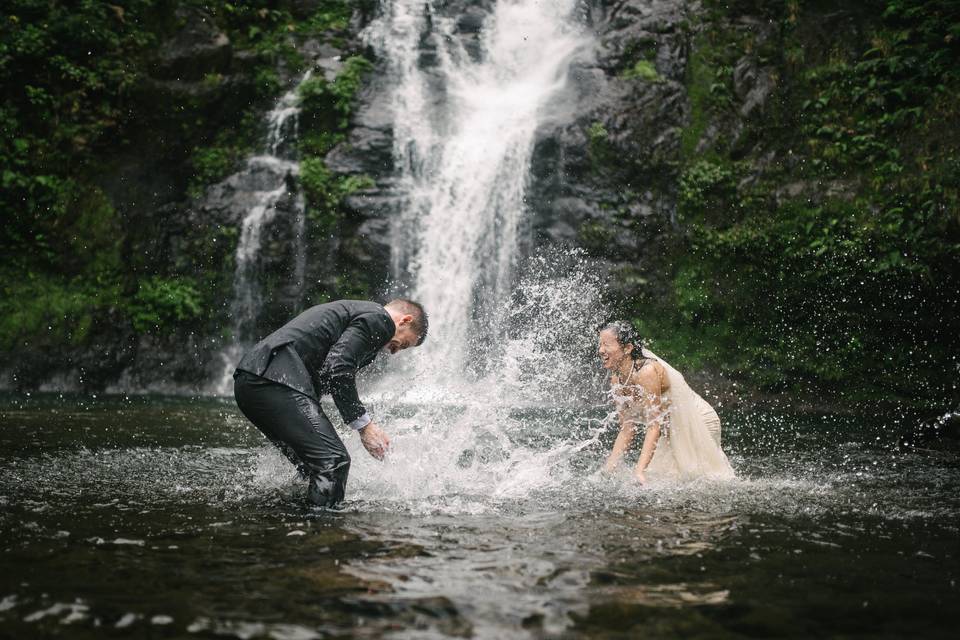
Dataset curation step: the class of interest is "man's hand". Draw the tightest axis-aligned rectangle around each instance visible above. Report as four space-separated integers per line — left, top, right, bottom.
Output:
633 469 648 485
359 422 390 460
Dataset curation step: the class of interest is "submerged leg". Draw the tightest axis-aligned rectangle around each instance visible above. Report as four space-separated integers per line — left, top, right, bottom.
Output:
234 372 351 506
289 392 351 507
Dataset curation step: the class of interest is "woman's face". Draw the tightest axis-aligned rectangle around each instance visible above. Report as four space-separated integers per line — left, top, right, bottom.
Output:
598 329 631 371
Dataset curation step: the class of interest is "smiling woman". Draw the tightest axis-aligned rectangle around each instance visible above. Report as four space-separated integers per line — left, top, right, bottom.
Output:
598 321 735 484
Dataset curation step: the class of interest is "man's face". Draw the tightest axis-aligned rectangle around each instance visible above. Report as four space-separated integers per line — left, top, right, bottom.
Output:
385 316 419 354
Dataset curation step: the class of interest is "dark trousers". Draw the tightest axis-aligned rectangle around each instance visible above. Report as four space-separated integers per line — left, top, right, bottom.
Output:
233 371 350 507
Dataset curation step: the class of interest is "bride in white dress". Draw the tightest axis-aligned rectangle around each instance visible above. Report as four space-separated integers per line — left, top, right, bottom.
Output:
598 321 735 483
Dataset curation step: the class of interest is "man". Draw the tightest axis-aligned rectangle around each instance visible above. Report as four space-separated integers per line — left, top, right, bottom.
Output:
233 298 428 507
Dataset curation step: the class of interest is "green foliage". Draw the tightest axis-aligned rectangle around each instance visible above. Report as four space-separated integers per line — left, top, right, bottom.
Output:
657 0 960 402
678 160 737 218
299 55 373 129
0 271 121 351
300 157 373 229
0 0 156 251
587 121 615 168
300 157 336 218
188 145 242 196
299 131 345 157
672 264 716 324
588 122 608 143
253 67 282 98
578 221 616 254
682 198 956 392
128 277 204 334
622 60 663 83
301 1 354 33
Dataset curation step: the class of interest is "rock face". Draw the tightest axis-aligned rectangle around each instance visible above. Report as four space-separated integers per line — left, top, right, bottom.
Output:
327 0 698 307
0 0 799 393
151 7 233 82
526 0 693 295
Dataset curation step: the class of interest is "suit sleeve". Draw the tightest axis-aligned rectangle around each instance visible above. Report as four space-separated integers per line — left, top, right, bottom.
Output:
321 316 388 426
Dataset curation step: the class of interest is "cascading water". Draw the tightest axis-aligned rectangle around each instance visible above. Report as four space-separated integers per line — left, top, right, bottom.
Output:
367 0 591 379
347 3 608 512
210 72 311 395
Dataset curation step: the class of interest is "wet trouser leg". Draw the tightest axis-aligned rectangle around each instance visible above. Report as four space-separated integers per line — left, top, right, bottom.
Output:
233 371 350 507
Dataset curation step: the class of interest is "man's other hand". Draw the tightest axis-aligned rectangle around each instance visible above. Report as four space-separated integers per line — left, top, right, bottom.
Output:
359 422 390 460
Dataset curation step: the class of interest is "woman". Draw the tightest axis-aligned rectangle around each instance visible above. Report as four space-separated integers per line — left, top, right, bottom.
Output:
598 321 734 483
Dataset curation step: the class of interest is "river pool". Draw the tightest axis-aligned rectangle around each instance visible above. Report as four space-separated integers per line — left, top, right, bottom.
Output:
1 394 957 639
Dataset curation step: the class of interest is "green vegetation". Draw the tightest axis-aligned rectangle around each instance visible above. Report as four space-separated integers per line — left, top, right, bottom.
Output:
0 0 359 376
296 53 378 304
300 157 374 231
299 55 373 129
622 60 663 83
636 0 960 404
187 145 243 196
677 159 737 219
0 273 120 351
587 121 614 168
128 276 203 333
1 0 153 260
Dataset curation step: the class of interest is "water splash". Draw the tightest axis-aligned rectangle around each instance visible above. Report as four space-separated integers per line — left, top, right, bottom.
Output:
358 2 609 519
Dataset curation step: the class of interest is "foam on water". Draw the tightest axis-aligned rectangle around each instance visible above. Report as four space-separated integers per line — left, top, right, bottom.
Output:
2 389 956 525
2 398 958 639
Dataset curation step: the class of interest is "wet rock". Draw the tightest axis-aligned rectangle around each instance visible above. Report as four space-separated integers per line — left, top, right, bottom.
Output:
733 57 777 118
527 0 690 266
325 126 394 175
456 7 486 34
537 197 602 244
150 8 232 82
773 179 858 206
300 40 347 81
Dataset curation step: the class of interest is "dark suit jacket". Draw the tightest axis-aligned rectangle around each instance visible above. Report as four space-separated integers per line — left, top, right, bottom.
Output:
234 300 395 424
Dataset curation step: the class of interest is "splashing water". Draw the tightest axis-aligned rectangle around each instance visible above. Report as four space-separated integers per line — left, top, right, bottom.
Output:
357 1 609 516
352 253 614 515
3 396 958 638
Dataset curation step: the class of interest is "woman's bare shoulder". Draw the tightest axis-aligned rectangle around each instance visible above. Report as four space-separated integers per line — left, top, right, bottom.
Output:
635 359 668 392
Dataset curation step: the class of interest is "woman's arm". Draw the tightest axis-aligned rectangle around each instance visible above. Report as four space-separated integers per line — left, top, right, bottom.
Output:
633 364 665 484
603 410 637 473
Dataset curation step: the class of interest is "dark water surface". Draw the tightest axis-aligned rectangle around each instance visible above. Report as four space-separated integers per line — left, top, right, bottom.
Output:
1 394 958 639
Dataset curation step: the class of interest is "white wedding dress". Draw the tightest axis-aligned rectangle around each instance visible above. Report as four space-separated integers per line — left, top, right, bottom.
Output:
626 350 735 481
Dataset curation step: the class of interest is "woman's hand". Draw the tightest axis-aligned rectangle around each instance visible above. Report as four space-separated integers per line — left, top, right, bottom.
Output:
633 469 648 485
359 422 390 460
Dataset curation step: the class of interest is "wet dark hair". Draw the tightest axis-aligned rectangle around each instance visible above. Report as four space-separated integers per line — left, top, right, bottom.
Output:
598 320 645 360
386 298 429 345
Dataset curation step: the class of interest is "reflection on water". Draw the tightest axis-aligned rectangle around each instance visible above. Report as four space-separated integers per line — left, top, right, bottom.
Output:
0 394 958 638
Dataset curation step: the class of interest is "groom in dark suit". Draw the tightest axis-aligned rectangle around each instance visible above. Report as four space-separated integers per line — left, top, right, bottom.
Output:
233 299 428 507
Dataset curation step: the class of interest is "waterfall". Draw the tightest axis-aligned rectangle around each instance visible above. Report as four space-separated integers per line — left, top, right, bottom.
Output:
367 0 589 381
210 72 311 395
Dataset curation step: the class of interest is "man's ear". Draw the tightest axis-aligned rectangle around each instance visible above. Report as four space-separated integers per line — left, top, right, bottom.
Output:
401 314 414 327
